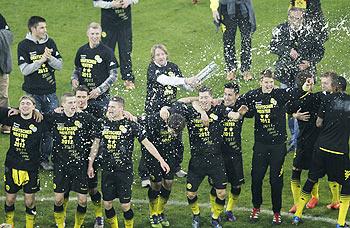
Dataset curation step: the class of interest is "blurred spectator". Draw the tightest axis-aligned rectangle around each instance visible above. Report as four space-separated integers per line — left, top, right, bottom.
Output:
0 13 13 134
210 0 256 81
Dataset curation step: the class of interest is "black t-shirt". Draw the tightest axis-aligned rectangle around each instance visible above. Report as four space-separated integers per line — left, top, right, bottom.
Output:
220 103 244 154
0 14 9 30
74 43 118 93
2 115 45 170
17 38 61 95
94 0 131 27
317 93 350 154
241 88 298 145
138 113 183 156
144 61 184 114
171 102 225 161
96 118 147 172
46 112 96 168
83 102 105 119
287 90 324 146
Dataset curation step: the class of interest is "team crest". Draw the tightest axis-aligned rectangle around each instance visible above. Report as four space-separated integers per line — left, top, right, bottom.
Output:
94 55 103 63
101 31 107 38
74 120 82 128
168 71 175 77
186 183 192 190
209 113 218 121
29 124 37 132
119 125 127 133
5 185 10 191
270 98 277 106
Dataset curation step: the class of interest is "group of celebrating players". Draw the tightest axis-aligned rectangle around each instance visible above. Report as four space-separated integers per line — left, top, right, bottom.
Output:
0 1 350 228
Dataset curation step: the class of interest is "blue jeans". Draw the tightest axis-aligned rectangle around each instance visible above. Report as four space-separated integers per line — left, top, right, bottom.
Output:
27 93 59 162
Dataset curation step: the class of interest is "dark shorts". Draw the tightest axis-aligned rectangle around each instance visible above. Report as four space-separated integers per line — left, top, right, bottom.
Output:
53 164 88 194
186 156 227 192
308 149 350 184
293 145 315 170
222 151 245 186
147 149 178 183
102 170 133 203
4 167 40 194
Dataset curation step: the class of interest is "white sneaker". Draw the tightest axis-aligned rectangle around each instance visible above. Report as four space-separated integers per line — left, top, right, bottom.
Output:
141 179 151 188
176 169 187 178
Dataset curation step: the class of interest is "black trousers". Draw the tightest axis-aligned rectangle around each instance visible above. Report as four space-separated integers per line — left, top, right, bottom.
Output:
251 142 286 213
220 5 252 73
102 20 134 82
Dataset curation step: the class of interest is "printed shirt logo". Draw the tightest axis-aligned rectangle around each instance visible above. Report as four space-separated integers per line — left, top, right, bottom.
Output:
94 55 102 63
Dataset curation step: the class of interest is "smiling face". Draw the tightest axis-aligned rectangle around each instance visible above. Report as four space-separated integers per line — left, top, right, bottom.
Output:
19 98 35 118
87 27 101 47
260 77 275 93
288 9 304 31
223 88 238 106
153 47 168 66
199 91 213 111
31 22 47 40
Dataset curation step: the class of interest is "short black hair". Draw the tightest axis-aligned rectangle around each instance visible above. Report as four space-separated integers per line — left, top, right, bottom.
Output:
295 71 313 88
28 16 46 31
260 68 274 80
168 113 186 134
224 82 240 94
198 86 212 96
336 76 347 92
110 96 125 106
75 85 89 94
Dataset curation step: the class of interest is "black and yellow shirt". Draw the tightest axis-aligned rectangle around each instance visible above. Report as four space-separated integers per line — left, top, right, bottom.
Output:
241 88 298 145
171 102 225 160
317 93 350 155
47 112 96 167
97 118 147 172
74 43 118 92
17 38 61 95
2 115 44 171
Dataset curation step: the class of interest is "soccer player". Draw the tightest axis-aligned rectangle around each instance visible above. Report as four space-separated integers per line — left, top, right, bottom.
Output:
185 82 246 222
289 72 342 212
216 82 245 221
240 69 307 225
87 96 170 228
139 43 198 187
47 93 96 228
162 86 244 228
139 111 186 227
1 96 44 227
287 71 322 213
17 16 63 170
93 0 138 90
292 74 350 226
59 86 104 227
71 22 118 118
